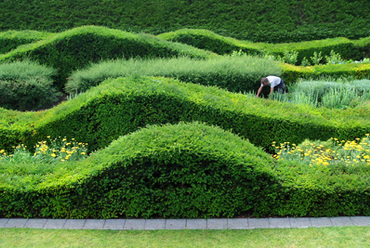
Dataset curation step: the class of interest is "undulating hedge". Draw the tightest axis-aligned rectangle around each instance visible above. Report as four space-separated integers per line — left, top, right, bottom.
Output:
0 61 60 111
66 56 281 94
0 26 216 90
0 122 368 218
159 29 370 63
1 76 369 154
281 63 370 83
1 0 369 43
0 30 52 54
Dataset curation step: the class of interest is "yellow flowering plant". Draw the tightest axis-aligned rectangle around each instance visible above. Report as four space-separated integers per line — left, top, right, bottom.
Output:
0 136 88 163
273 134 370 167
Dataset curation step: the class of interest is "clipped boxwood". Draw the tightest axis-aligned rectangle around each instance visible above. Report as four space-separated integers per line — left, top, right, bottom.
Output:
0 76 369 154
66 56 282 94
0 122 279 218
282 63 370 83
0 60 60 111
159 29 370 64
0 122 368 218
0 26 216 90
1 0 369 43
0 30 52 54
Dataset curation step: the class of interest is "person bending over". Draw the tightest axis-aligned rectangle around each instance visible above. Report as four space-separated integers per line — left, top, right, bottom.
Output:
256 76 286 98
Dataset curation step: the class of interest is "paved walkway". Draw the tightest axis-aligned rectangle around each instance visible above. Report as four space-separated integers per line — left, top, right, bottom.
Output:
0 217 369 230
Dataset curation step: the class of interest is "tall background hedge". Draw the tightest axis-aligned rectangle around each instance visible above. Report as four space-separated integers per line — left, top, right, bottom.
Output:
0 0 369 43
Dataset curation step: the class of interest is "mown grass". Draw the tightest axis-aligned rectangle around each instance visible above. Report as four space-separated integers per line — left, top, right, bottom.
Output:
0 226 368 248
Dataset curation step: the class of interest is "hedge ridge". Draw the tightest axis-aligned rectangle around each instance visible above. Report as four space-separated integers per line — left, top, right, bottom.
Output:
0 26 216 90
0 122 368 218
0 76 369 154
281 63 370 83
0 0 369 43
159 29 370 63
66 56 282 94
0 30 52 54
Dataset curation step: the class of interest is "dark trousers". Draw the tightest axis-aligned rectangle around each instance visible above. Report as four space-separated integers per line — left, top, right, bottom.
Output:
273 79 286 94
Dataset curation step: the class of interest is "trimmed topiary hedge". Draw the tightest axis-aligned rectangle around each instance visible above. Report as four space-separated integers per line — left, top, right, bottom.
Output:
0 76 369 154
282 63 370 83
0 122 368 218
159 29 370 64
66 56 282 94
1 0 369 43
0 61 60 111
0 30 52 54
0 26 216 91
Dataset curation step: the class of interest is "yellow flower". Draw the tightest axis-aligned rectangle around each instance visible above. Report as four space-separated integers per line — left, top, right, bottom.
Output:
81 152 86 155
51 153 57 158
47 136 51 139
0 149 4 154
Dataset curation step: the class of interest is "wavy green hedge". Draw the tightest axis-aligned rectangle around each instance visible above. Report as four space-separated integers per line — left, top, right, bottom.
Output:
282 63 370 83
0 122 368 218
0 30 52 54
66 56 281 94
0 26 216 90
1 76 369 154
1 0 369 43
159 29 370 63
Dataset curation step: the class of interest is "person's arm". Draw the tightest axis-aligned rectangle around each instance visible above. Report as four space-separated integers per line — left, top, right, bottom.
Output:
270 86 274 95
256 86 263 97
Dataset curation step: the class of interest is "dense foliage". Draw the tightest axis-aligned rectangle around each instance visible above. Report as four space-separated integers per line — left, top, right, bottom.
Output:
0 30 52 54
159 29 370 63
0 26 215 90
1 0 369 42
0 61 60 111
1 76 369 154
0 122 368 218
66 56 281 94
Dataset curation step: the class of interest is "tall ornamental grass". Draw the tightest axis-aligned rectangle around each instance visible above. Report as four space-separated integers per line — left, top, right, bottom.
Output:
0 60 60 111
271 79 370 109
66 56 282 94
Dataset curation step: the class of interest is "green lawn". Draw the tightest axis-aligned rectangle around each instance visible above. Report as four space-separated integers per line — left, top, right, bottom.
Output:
0 226 369 248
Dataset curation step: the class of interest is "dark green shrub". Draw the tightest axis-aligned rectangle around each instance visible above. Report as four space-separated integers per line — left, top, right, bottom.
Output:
0 122 280 218
158 29 261 56
0 61 60 111
0 122 368 218
0 26 216 91
66 56 282 94
0 0 369 42
159 29 370 64
0 30 52 54
1 76 369 154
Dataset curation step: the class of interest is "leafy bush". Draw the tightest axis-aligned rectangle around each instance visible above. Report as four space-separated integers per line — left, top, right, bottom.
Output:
1 76 369 154
0 30 52 54
0 26 216 91
311 52 323 65
325 50 344 64
282 50 299 65
1 0 369 42
0 122 368 218
66 56 282 94
0 60 60 111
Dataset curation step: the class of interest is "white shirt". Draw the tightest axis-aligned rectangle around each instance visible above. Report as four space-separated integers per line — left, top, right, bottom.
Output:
261 76 282 88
